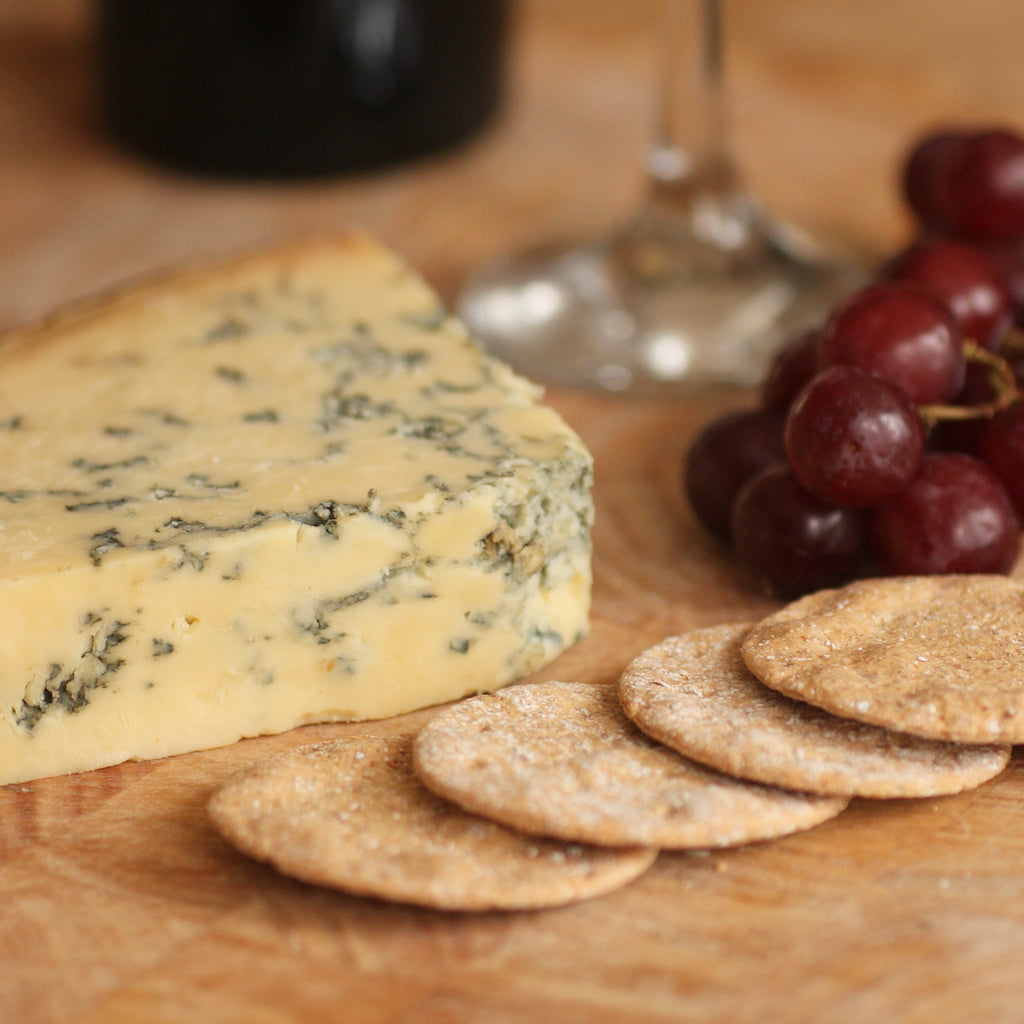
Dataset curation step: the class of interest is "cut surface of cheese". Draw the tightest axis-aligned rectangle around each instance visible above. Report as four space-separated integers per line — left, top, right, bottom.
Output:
0 235 593 785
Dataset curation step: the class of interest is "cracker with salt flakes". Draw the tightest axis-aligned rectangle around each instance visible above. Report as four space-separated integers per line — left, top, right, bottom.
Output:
741 574 1024 744
412 680 846 850
620 622 1011 798
209 732 656 912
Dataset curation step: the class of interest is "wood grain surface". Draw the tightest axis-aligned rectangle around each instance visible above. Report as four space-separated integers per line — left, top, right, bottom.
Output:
5 2 1024 1022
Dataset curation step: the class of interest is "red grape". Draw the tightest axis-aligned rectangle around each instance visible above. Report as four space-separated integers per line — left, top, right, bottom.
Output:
902 129 964 229
868 452 1020 575
881 236 1013 349
817 282 965 404
762 330 820 410
732 464 867 598
684 408 787 542
977 401 1024 518
785 366 925 507
976 239 1024 328
937 128 1024 241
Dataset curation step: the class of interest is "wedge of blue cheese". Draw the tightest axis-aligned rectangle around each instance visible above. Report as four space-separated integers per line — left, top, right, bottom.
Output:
0 235 593 785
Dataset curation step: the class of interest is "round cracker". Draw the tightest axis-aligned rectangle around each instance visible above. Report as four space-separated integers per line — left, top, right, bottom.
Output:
741 575 1024 744
208 732 656 912
412 681 847 849
619 623 1011 798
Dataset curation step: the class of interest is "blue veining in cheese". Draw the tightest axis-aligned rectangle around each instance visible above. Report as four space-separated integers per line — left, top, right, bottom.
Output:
0 236 593 784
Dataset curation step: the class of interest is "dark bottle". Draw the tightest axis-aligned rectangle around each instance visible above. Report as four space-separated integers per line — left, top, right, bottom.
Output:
95 0 509 179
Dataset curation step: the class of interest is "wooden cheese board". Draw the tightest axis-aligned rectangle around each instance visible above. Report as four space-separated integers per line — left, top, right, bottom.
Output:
7 1 1024 1018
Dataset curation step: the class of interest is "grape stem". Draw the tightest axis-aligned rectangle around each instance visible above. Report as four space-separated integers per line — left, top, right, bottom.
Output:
918 341 1019 424
1002 324 1024 360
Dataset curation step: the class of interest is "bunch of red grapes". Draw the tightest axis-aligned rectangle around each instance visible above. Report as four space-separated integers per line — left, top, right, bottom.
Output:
685 125 1024 597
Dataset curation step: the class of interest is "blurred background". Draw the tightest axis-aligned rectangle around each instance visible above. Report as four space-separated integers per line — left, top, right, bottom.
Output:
2 0 1024 332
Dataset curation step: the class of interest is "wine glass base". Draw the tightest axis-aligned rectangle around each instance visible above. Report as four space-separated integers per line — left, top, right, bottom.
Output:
458 222 867 395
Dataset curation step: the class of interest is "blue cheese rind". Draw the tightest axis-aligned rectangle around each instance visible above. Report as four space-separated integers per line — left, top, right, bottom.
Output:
0 236 593 785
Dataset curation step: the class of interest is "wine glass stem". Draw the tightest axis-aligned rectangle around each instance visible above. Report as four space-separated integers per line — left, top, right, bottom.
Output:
646 0 753 246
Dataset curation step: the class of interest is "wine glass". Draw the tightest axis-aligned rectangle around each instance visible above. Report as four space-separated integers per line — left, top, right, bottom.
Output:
457 0 867 394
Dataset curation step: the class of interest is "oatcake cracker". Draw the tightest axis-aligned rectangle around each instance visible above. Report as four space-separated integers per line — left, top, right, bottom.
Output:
412 681 847 849
741 575 1024 744
208 733 656 912
620 623 1011 798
